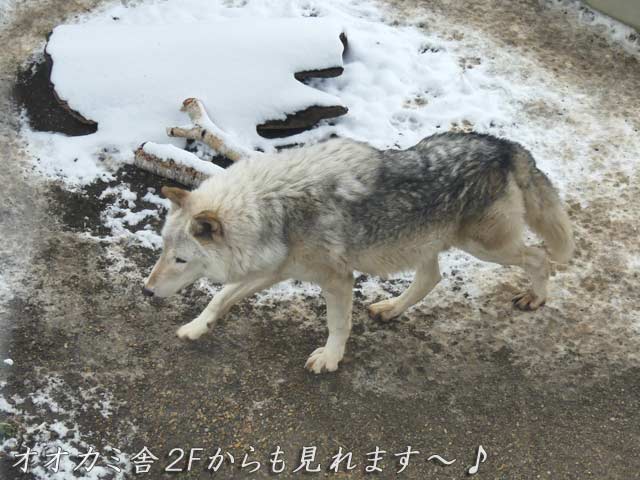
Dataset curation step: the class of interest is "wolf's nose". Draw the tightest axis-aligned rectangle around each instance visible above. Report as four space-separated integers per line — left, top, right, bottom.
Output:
142 287 155 297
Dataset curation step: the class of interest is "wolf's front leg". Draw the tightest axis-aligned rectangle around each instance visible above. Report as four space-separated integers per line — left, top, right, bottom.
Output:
305 274 354 374
177 276 280 340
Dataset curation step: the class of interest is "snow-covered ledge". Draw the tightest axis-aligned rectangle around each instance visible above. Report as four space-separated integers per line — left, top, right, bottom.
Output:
45 19 348 150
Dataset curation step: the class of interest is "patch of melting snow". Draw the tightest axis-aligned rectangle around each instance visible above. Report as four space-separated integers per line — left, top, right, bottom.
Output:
77 385 118 419
254 280 322 304
0 275 12 303
98 184 164 249
0 0 15 28
545 0 640 57
141 190 171 210
0 396 19 414
0 375 132 478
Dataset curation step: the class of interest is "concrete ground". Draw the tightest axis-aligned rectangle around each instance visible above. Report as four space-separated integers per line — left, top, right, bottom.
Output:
1 0 639 478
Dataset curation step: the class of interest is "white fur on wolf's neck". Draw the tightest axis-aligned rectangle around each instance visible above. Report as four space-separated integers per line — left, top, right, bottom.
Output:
192 138 374 280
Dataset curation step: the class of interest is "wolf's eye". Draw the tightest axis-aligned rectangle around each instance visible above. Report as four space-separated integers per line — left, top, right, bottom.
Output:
175 257 187 264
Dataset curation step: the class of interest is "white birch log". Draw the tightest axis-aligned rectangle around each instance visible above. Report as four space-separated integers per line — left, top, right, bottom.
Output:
167 98 254 162
134 142 225 187
133 97 257 186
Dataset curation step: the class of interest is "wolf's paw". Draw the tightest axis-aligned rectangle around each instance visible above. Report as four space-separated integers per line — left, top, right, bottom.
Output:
512 291 546 311
367 299 400 321
305 347 341 374
176 320 208 340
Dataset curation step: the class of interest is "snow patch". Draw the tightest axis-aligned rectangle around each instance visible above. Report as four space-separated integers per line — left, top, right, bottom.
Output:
141 190 171 210
254 280 322 304
49 420 70 438
47 18 345 152
99 184 164 249
0 375 133 479
0 396 19 414
0 0 15 28
546 0 640 57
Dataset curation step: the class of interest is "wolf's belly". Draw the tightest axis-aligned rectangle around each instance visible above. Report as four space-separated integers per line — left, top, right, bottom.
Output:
351 232 450 276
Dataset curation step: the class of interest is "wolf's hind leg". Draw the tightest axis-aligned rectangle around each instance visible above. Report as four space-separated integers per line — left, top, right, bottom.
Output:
368 255 441 321
510 247 549 310
177 276 280 340
305 274 354 374
458 177 551 310
461 241 549 311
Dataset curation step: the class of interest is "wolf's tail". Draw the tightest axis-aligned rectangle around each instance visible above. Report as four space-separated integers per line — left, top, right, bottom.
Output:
512 147 575 264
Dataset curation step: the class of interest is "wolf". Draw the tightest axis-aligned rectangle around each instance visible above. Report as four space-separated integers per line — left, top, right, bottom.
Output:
143 132 574 373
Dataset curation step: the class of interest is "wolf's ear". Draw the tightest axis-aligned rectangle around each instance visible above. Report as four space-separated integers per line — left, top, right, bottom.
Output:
191 210 223 242
161 186 189 208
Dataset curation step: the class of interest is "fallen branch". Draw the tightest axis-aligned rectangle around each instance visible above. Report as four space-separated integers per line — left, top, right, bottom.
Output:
134 142 225 187
134 97 257 186
167 98 254 162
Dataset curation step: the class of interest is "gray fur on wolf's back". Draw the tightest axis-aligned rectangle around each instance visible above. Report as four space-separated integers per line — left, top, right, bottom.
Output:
279 132 532 249
347 132 519 245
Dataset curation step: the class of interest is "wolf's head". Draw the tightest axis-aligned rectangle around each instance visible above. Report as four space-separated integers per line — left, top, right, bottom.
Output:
142 186 231 298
